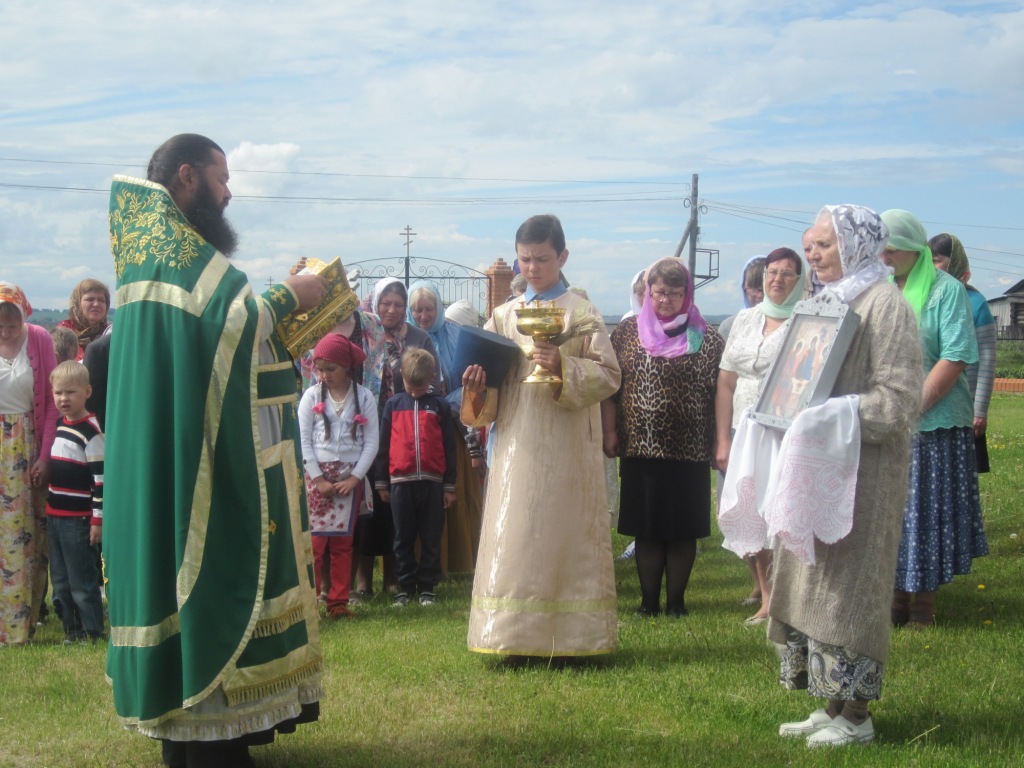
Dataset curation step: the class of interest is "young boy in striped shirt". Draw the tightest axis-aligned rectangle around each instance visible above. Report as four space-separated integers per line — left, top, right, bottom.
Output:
47 361 105 643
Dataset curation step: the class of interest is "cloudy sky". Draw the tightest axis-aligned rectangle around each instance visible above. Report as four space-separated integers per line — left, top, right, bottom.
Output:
2 1 1022 319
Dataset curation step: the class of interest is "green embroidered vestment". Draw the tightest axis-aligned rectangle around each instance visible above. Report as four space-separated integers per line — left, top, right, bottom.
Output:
104 176 321 732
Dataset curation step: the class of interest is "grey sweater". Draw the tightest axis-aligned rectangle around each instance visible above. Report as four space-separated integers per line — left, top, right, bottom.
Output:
768 283 924 664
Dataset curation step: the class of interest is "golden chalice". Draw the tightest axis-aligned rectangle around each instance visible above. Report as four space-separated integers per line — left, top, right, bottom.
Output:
514 305 567 384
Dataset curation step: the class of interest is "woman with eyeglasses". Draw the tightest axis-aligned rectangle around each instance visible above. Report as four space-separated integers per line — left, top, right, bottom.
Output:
715 247 807 624
602 258 724 618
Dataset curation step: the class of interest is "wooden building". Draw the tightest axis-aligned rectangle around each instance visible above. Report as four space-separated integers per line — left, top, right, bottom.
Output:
988 279 1024 339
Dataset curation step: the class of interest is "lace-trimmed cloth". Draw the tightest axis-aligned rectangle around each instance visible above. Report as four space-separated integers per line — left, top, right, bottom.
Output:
718 398 860 565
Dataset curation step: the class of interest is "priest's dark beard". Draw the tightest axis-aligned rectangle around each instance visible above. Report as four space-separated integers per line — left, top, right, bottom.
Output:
186 179 239 256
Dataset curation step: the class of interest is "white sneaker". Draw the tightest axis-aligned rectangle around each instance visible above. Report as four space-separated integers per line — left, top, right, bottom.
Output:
806 715 874 747
778 709 833 738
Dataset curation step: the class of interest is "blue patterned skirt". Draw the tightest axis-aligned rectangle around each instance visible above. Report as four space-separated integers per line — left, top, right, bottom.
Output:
894 427 987 592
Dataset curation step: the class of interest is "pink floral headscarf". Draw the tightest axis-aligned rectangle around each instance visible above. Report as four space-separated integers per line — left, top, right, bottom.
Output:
636 258 707 358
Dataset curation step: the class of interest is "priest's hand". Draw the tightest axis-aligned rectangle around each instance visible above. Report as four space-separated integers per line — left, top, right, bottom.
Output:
286 274 329 312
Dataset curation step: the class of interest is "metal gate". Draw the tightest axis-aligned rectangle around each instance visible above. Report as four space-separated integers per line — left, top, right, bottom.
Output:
345 257 491 318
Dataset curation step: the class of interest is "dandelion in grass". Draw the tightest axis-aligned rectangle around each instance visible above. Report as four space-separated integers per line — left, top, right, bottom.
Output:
978 584 985 590
983 620 993 626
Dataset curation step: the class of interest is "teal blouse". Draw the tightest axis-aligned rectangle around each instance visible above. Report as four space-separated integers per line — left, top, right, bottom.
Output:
917 270 978 432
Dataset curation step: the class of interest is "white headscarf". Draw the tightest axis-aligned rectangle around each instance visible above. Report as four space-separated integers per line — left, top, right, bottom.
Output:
371 277 406 316
444 299 479 328
817 204 892 305
622 269 645 320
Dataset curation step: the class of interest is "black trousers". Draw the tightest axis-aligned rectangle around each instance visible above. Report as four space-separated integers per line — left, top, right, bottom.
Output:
390 480 445 594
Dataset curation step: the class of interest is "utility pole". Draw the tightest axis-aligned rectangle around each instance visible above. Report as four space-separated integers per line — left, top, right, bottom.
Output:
687 174 699 280
672 174 717 290
673 173 700 276
399 225 416 287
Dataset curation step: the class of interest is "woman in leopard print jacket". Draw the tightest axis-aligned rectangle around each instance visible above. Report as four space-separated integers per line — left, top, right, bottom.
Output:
602 259 724 618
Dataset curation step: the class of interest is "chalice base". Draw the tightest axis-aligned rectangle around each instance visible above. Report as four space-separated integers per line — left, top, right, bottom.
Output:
522 364 562 385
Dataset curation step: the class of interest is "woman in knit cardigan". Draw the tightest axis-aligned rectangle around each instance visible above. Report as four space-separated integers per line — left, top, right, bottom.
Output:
768 206 923 748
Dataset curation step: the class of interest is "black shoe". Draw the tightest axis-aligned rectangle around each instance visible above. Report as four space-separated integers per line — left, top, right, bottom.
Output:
161 740 186 768
185 740 255 768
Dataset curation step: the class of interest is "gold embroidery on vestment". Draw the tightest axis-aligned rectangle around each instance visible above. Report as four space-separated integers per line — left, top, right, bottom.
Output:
110 176 209 278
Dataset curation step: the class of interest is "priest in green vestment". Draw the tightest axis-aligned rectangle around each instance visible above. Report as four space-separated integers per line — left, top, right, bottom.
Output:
104 134 328 768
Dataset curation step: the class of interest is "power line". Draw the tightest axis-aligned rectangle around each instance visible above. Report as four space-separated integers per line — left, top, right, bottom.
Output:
0 181 685 206
705 197 1024 234
241 193 687 206
705 207 806 233
704 201 1024 265
970 265 1021 278
1 176 1019 270
0 182 106 195
703 199 814 226
970 246 1024 257
921 219 1024 233
0 156 689 187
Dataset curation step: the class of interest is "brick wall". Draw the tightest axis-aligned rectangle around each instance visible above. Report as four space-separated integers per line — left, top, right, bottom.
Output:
994 379 1024 393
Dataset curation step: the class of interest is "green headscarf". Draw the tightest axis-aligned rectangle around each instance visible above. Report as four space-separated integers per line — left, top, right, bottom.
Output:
943 233 970 282
758 249 808 320
881 208 935 318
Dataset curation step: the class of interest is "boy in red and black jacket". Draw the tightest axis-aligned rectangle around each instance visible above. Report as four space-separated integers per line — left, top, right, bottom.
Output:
376 348 456 607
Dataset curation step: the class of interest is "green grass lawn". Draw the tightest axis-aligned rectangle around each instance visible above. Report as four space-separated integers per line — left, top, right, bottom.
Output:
3 395 1023 767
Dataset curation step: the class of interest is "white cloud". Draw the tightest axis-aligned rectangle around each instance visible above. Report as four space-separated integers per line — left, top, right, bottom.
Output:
1 1 1021 317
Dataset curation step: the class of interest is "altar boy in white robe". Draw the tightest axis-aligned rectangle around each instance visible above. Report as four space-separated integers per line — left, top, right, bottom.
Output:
461 214 621 658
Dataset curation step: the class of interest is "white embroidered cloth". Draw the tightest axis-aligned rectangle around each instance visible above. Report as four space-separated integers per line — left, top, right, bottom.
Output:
718 397 861 565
